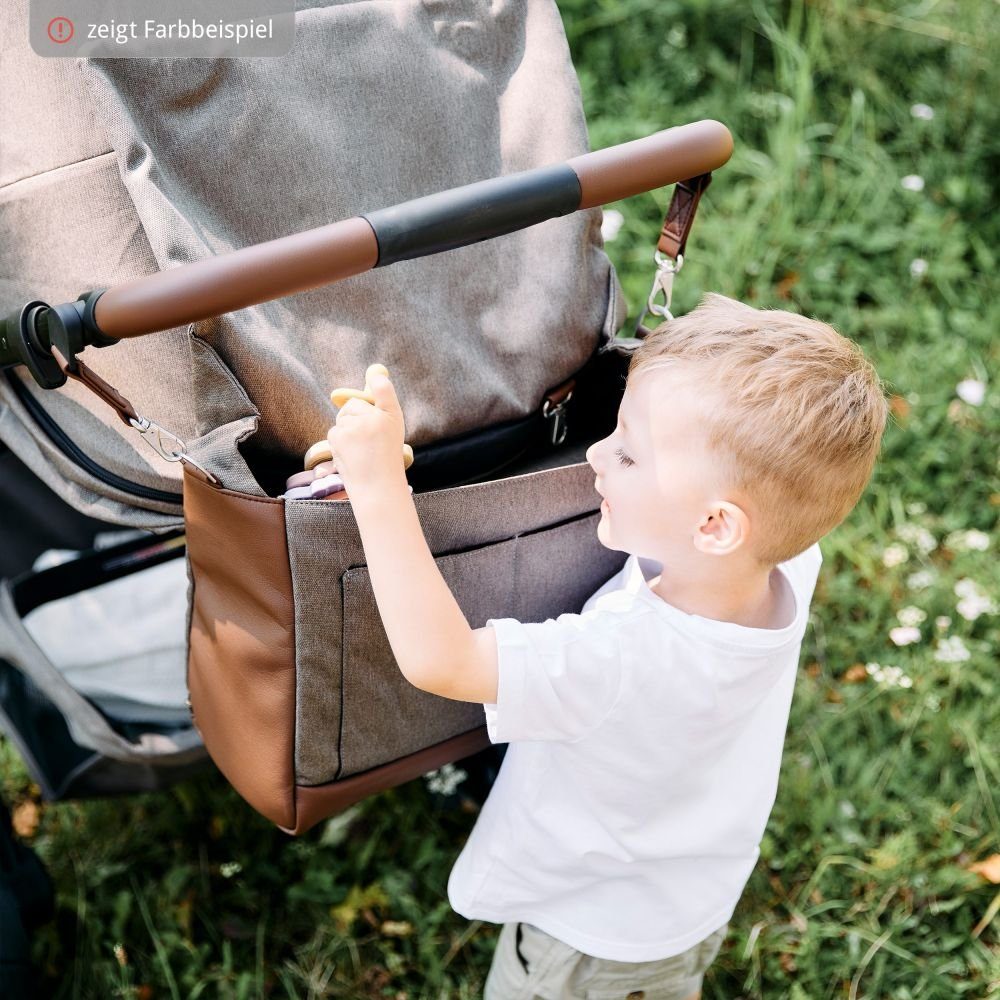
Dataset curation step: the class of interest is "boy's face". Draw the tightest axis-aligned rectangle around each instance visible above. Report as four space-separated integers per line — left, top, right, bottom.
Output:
585 367 730 563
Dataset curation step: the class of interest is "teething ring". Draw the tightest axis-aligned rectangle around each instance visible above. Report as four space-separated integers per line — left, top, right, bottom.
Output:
330 386 376 409
321 363 414 473
304 439 334 471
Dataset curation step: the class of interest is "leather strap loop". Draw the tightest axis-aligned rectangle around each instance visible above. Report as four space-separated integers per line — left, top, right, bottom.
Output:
656 173 712 261
49 345 139 427
545 378 576 407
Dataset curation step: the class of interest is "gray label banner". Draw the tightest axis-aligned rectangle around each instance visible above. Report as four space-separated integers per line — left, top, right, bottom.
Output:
31 0 295 58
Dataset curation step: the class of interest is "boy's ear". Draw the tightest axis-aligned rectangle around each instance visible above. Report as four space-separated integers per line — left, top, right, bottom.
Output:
694 500 749 555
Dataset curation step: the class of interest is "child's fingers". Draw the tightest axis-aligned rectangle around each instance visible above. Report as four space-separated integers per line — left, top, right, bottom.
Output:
335 397 371 422
368 372 403 417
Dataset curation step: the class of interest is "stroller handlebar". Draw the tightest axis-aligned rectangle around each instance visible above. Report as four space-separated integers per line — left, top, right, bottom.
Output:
1 120 733 384
568 119 733 210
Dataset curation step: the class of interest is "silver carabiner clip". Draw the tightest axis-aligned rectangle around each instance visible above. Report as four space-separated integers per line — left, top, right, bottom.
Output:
542 390 573 446
633 251 684 336
129 415 218 484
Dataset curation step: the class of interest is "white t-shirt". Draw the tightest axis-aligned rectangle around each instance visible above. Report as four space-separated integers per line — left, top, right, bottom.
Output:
447 542 823 962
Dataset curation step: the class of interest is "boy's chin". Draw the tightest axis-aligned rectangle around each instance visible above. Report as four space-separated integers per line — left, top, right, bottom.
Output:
595 519 629 555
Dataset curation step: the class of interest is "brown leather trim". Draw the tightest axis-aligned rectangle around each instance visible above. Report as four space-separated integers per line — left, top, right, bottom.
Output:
94 216 379 339
287 726 493 836
50 345 139 426
545 378 576 407
569 120 733 211
657 173 712 261
183 468 298 829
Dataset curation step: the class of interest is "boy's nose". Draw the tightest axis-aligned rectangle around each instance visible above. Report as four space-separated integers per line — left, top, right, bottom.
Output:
585 434 612 472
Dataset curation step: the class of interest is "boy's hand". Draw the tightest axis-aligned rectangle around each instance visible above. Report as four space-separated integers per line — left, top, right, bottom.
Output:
324 372 408 498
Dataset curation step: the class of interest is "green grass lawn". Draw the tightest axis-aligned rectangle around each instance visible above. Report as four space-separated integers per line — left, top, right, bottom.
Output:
3 0 998 996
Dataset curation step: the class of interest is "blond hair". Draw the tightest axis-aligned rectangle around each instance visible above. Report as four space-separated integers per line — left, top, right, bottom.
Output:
628 293 890 567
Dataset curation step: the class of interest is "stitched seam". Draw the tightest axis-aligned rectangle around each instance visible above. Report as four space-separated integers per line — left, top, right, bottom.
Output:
0 149 116 192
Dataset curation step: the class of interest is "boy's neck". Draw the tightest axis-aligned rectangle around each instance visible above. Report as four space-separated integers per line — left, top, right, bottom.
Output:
647 561 793 630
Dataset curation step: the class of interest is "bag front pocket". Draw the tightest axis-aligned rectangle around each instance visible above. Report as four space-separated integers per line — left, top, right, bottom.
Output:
336 535 518 778
318 502 624 783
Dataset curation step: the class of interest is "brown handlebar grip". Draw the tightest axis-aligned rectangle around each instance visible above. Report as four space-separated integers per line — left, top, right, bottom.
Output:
94 216 379 339
568 120 734 210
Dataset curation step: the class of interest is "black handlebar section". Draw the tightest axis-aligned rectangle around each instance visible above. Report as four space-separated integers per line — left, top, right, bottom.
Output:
0 292 116 389
363 163 582 267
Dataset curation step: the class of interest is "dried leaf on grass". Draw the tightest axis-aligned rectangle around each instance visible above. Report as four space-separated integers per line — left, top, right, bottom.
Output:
842 664 869 684
889 395 911 421
967 854 1000 884
12 800 40 839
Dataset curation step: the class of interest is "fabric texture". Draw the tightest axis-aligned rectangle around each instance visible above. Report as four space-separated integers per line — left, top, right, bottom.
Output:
285 449 627 785
449 543 823 962
0 0 619 527
483 920 728 1000
21 553 189 724
0 572 204 765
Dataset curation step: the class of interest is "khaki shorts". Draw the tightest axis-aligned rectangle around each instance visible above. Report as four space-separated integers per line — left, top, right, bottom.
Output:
483 921 727 1000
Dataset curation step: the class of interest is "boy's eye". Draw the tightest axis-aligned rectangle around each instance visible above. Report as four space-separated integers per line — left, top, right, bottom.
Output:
615 447 634 468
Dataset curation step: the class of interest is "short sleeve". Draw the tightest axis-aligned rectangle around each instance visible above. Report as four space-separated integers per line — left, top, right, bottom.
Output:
482 613 626 744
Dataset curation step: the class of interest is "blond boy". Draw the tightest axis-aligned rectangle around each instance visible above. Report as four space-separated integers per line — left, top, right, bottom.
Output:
323 292 889 999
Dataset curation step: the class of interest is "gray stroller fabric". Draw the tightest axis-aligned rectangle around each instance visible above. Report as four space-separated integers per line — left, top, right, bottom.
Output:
0 579 204 765
0 0 621 525
0 0 633 812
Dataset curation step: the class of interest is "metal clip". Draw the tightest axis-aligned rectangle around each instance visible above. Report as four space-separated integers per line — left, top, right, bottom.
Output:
129 415 218 485
633 251 684 336
542 390 573 446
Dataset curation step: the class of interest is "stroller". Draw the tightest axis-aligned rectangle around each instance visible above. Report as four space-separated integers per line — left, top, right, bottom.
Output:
0 0 731 839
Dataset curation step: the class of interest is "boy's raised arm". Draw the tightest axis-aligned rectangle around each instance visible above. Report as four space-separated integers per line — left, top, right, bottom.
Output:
323 369 499 704
348 480 500 704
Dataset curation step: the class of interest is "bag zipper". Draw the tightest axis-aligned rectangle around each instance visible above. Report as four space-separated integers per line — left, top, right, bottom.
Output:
3 369 184 506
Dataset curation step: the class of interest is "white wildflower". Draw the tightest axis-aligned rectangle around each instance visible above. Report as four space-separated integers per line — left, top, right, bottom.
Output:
601 209 625 242
923 693 941 713
909 258 928 278
839 800 857 818
910 103 935 120
955 379 986 407
957 596 995 621
906 569 935 590
897 523 937 554
953 579 997 621
220 862 242 879
946 529 991 552
882 543 909 567
424 762 468 797
901 175 925 192
906 502 927 516
866 662 913 689
934 636 970 663
897 606 927 627
890 625 922 646
965 530 990 550
935 616 951 630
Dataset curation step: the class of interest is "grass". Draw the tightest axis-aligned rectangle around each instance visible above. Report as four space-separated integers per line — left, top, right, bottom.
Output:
3 0 999 995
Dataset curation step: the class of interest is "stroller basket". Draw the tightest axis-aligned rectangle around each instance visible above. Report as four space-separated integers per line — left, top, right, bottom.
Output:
1 122 732 834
